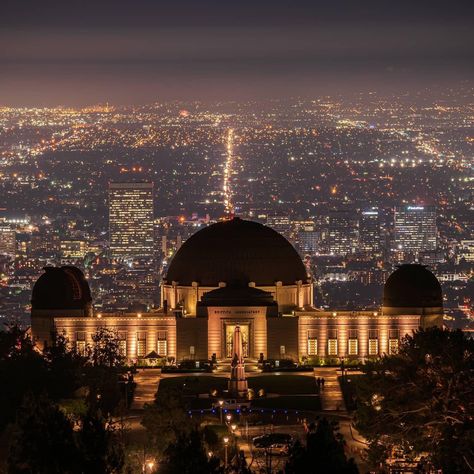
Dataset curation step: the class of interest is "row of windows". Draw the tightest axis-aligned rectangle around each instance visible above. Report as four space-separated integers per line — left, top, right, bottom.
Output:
308 329 400 340
76 331 168 358
307 337 399 356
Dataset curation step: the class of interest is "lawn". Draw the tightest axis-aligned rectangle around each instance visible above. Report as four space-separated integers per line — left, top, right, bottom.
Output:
158 374 318 397
252 395 321 411
159 375 228 395
247 375 317 394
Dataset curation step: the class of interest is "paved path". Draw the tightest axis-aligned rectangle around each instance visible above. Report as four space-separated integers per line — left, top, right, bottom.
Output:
131 368 161 410
313 367 346 412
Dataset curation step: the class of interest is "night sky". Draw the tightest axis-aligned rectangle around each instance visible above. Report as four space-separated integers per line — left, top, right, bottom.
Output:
1 0 473 106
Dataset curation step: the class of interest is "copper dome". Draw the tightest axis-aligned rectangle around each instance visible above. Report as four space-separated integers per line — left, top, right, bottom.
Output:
383 264 443 308
165 218 308 286
31 266 92 311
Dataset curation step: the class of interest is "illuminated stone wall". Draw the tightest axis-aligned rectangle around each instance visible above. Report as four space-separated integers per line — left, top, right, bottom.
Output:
297 311 422 360
162 281 313 315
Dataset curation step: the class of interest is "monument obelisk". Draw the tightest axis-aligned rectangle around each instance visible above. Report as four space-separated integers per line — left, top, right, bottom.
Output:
228 325 248 398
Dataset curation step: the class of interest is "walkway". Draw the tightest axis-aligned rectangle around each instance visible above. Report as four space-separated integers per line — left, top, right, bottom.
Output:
131 368 161 410
313 367 345 412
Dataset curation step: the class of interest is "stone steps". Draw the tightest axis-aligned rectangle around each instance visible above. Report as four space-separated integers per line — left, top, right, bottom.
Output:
215 358 261 373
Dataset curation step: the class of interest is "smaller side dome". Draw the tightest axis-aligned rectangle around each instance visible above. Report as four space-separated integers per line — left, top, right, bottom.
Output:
383 264 442 308
31 266 92 311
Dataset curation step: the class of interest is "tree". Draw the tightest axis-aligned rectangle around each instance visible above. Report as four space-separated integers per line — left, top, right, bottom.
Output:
77 408 125 474
355 328 474 473
142 388 194 454
160 429 222 474
43 331 86 400
89 328 124 369
0 325 48 430
7 393 80 474
84 328 126 415
285 418 358 474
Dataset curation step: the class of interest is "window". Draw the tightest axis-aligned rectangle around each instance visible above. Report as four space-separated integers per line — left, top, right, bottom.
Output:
328 328 338 339
389 338 399 354
368 338 379 356
307 330 317 356
118 331 127 357
137 332 147 357
389 329 399 354
348 338 358 356
308 338 318 356
157 331 167 356
76 331 86 356
76 341 86 355
328 339 338 356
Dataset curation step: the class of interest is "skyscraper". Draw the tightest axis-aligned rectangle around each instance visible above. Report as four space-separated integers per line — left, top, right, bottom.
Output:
359 207 381 255
328 210 359 256
109 182 154 259
0 224 16 257
393 206 437 261
297 224 319 256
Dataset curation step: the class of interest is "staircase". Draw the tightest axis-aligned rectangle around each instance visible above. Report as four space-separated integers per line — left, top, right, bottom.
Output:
214 358 261 373
313 367 346 412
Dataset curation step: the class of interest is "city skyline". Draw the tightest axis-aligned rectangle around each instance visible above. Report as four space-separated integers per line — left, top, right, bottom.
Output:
0 3 473 473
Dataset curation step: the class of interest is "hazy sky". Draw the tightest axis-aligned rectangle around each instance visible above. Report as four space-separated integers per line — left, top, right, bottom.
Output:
1 0 473 106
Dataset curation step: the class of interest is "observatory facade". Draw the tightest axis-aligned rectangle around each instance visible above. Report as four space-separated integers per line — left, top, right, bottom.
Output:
31 218 444 363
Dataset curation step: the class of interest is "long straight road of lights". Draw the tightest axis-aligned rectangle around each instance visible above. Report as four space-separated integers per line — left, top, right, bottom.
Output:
223 128 235 215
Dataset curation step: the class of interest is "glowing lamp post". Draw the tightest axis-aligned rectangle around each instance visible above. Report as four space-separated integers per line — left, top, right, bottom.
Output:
223 436 229 469
218 399 224 423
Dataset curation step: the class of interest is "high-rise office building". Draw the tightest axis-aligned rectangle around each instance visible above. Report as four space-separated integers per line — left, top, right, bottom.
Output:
109 182 154 259
458 240 474 263
359 207 381 255
393 206 437 260
297 225 319 255
266 215 292 241
328 210 359 256
0 225 16 257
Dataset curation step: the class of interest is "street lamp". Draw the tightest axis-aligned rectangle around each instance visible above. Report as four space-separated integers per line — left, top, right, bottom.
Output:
230 423 237 433
146 460 155 472
223 437 229 469
218 399 224 423
226 413 232 424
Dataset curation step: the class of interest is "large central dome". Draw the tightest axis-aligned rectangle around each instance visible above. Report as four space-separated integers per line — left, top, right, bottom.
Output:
165 217 308 286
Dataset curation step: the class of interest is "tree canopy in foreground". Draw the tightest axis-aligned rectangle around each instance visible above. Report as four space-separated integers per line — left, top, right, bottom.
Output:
355 328 474 473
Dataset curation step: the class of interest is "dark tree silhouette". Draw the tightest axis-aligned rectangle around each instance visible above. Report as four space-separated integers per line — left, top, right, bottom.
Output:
43 331 86 399
355 328 474 473
7 394 80 474
142 387 195 454
285 418 358 474
77 408 125 474
0 326 48 430
161 428 222 474
84 328 126 415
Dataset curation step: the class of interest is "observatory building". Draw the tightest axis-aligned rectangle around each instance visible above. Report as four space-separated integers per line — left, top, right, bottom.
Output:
31 218 444 363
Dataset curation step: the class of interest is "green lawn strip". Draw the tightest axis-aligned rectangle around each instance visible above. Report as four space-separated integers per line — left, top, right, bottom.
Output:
247 375 317 394
158 376 228 395
251 395 321 411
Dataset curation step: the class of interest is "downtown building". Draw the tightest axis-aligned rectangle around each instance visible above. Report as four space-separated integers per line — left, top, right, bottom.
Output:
327 210 359 256
359 207 382 255
393 205 437 262
31 218 443 363
109 182 154 259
